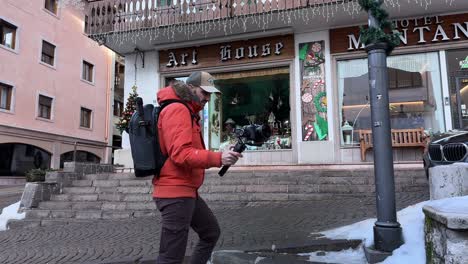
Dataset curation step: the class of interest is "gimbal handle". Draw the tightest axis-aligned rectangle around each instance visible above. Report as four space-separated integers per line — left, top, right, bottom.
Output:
218 140 246 177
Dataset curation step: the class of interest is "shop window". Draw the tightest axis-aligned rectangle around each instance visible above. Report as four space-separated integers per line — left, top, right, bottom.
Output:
82 60 94 83
446 49 468 129
41 40 56 66
44 0 58 15
0 19 17 50
38 95 53 119
337 52 444 146
211 68 291 151
80 107 92 128
0 82 13 110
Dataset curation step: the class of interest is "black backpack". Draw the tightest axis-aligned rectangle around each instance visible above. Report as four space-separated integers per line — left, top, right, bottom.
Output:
128 97 195 178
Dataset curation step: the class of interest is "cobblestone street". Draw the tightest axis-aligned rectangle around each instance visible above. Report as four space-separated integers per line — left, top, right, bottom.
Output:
0 191 428 264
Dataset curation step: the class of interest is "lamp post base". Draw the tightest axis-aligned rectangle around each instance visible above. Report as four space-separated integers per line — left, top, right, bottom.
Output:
374 225 403 252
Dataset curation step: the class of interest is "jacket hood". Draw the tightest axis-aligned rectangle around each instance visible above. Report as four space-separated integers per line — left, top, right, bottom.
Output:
157 81 203 112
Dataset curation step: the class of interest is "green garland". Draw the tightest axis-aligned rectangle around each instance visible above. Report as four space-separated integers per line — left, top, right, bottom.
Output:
358 0 400 53
314 91 327 113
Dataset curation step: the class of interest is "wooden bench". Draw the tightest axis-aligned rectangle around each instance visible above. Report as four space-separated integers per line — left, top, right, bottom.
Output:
358 128 428 161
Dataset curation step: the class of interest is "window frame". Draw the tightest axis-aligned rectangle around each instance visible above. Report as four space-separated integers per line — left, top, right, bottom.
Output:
43 0 59 17
0 81 15 113
335 51 444 147
0 17 19 53
80 107 93 129
39 39 57 68
81 60 95 84
36 93 54 121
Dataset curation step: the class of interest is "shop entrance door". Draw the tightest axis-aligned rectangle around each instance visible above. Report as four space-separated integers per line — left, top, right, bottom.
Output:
455 76 468 129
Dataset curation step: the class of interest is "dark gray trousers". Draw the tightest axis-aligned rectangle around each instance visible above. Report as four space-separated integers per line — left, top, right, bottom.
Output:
155 196 220 264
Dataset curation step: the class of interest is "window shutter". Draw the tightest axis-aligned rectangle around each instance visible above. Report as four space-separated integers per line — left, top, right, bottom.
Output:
42 41 55 57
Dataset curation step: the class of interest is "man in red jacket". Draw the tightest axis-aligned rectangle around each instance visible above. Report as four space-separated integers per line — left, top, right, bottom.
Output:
154 71 242 264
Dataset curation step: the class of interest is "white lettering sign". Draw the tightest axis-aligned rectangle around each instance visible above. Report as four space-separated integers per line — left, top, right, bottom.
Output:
166 50 198 67
220 41 284 62
345 15 468 50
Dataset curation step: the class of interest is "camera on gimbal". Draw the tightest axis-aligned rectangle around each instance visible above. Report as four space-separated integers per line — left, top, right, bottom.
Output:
218 124 272 176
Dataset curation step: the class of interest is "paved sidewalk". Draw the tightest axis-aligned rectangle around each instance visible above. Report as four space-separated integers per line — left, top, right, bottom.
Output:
0 185 24 213
0 191 428 264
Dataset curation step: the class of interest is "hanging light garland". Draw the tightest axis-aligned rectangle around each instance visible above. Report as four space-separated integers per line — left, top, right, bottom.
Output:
61 0 454 46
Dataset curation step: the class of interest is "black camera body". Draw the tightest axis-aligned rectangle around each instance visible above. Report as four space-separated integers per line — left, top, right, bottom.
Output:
218 124 272 176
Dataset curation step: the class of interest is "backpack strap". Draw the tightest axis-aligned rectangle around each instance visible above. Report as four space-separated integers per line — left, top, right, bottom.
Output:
160 99 198 127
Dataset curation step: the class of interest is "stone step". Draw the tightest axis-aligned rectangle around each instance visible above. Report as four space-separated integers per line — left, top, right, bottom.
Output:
50 193 153 202
23 207 157 221
37 201 156 210
71 179 151 187
62 186 152 195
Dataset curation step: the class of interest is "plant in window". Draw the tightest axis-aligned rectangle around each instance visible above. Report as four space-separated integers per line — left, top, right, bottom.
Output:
116 85 138 134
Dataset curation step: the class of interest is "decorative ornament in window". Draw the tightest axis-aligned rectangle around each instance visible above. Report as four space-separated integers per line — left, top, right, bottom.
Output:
299 40 328 141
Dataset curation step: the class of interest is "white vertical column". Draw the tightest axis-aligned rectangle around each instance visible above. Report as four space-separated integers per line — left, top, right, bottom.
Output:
439 50 453 131
122 50 160 149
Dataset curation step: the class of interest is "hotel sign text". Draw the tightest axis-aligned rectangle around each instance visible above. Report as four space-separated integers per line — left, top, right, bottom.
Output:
330 13 468 53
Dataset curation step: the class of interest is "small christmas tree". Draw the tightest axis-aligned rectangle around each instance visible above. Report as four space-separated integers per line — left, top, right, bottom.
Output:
116 85 138 134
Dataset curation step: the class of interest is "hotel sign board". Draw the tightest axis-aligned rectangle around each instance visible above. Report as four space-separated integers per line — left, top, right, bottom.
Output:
159 35 294 73
330 13 468 54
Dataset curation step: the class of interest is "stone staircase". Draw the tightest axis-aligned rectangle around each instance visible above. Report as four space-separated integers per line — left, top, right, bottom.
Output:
7 163 428 229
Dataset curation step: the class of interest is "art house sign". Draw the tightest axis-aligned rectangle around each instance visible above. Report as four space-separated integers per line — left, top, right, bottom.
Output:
330 13 468 53
159 35 294 72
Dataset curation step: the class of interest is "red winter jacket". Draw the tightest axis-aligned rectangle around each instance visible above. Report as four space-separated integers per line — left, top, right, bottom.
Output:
153 83 222 198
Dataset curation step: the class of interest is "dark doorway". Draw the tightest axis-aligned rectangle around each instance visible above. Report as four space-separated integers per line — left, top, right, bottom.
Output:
0 143 51 176
60 151 101 168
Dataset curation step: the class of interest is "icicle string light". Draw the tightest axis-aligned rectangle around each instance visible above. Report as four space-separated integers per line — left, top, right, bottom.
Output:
59 0 454 47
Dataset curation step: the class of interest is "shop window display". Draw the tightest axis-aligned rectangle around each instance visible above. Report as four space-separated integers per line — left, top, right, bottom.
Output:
446 49 468 129
337 52 444 146
211 69 291 151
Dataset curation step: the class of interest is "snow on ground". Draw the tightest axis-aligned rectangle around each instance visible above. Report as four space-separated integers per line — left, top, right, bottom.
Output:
300 247 367 264
0 201 25 231
310 196 468 264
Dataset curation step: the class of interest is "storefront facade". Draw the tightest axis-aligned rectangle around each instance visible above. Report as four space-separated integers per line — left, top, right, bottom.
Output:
109 5 468 167
330 12 468 162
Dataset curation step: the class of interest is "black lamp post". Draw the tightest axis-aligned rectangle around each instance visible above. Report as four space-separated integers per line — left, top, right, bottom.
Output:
363 0 403 253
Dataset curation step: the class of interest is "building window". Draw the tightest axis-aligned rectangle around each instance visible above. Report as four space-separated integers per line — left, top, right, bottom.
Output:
82 61 94 82
44 0 58 14
0 82 13 110
41 40 55 66
84 15 89 33
38 95 53 119
158 0 172 7
113 100 123 117
80 107 92 128
337 52 444 146
0 19 17 49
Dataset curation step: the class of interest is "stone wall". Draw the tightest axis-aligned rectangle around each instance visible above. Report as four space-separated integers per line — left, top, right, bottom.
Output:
429 163 468 200
424 206 468 264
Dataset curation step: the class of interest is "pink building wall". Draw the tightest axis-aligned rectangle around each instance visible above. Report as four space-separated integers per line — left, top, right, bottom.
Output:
0 0 113 169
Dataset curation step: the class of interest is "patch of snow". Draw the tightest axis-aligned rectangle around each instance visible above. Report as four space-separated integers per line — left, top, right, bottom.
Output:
317 196 468 264
300 248 367 264
0 201 25 231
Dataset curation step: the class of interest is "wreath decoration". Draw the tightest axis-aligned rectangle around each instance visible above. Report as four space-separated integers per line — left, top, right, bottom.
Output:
314 91 327 113
358 0 400 54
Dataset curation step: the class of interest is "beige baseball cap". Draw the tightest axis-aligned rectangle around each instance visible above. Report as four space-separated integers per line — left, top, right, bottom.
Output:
186 71 220 93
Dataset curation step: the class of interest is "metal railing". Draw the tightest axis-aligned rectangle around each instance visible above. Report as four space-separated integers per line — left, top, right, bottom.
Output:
85 0 344 36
